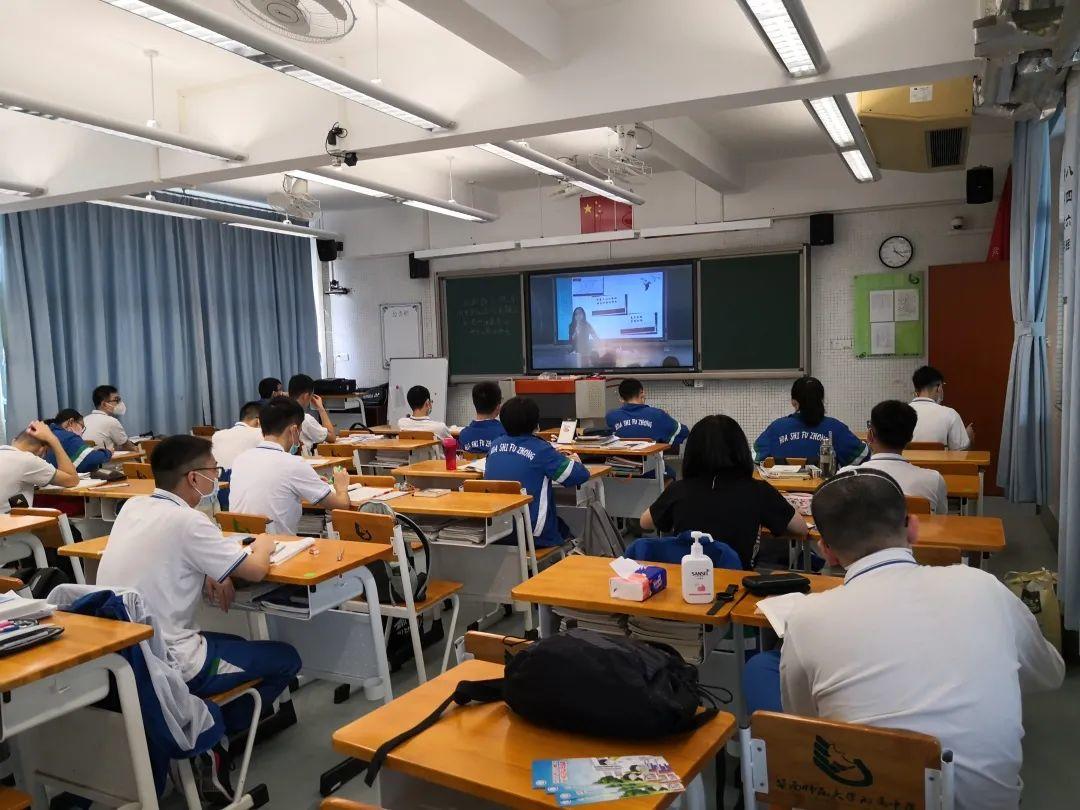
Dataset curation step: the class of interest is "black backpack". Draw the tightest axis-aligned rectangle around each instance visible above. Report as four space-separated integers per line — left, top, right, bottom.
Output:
363 629 722 785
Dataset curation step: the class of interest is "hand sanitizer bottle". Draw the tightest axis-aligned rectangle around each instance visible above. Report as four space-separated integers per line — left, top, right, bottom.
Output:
681 531 714 604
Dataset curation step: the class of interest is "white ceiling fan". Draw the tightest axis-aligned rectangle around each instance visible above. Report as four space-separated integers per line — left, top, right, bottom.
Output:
233 0 356 43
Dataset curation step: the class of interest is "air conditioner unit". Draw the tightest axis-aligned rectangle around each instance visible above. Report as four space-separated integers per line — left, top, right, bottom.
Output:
856 77 973 172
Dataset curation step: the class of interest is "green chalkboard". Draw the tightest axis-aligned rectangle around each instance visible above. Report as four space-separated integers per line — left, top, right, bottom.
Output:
443 274 525 376
700 252 803 371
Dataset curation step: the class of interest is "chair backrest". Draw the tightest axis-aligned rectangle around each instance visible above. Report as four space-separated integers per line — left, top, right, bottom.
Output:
913 545 962 567
8 507 66 549
322 444 356 458
749 711 946 809
912 461 978 476
0 576 24 594
905 495 932 515
461 451 485 461
762 457 808 468
320 799 382 810
463 631 531 663
463 479 523 495
400 429 437 441
349 474 396 488
122 462 153 480
907 441 945 450
83 439 97 447
191 425 217 437
215 512 269 534
331 509 395 545
139 439 162 457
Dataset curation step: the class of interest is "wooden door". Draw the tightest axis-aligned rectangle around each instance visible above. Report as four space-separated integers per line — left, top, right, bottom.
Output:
927 260 1012 495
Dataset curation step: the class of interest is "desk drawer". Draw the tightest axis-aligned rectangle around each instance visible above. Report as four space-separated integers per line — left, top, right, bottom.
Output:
267 607 383 687
257 569 368 621
1 663 111 738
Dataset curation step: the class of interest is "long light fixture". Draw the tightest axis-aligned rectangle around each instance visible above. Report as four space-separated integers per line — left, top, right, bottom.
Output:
479 140 646 205
288 169 391 198
805 97 855 147
736 0 828 77
402 199 483 222
100 0 453 131
89 197 204 219
840 149 877 183
0 89 246 162
475 143 564 177
0 180 45 198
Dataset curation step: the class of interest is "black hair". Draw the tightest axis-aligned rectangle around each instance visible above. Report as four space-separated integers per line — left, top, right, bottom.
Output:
791 376 826 427
471 381 503 415
258 377 282 399
151 435 215 491
661 356 680 368
912 365 944 392
50 408 83 427
811 469 908 559
239 401 263 422
569 307 590 344
92 385 119 408
287 374 315 398
618 378 644 401
682 415 754 480
500 397 540 436
870 400 917 451
259 398 305 436
406 385 431 411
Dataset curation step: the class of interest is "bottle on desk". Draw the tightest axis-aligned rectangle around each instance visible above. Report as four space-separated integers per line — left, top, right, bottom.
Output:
819 432 836 478
681 531 714 604
442 436 459 470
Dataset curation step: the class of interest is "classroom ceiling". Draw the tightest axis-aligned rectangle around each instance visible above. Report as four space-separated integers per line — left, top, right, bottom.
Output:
0 0 986 216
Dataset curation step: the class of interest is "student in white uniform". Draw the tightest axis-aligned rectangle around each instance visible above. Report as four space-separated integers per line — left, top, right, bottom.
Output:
840 400 948 513
211 401 263 470
229 398 351 534
287 374 336 454
742 469 1064 810
910 366 974 450
0 421 79 511
397 385 452 439
82 384 137 451
96 434 300 803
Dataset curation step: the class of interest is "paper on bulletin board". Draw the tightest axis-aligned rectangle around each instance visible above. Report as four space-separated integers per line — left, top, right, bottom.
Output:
871 322 896 354
853 271 924 358
869 290 894 322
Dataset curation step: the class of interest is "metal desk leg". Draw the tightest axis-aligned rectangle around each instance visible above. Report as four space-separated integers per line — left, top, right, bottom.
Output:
977 469 984 516
0 535 47 570
107 653 160 809
515 508 536 633
537 604 557 639
733 623 748 727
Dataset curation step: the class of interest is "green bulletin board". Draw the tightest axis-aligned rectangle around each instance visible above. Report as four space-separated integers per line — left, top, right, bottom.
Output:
853 271 924 358
443 274 525 376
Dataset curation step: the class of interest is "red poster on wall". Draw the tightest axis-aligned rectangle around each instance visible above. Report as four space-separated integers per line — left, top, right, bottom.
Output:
580 195 633 233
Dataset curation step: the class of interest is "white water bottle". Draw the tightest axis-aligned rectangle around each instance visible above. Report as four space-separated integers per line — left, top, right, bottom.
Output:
681 531 714 604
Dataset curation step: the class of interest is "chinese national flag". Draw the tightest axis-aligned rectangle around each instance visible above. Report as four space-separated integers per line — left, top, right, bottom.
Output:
580 195 633 234
986 165 1011 262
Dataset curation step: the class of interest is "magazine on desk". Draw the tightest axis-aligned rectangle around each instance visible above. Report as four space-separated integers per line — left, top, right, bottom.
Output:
531 756 684 806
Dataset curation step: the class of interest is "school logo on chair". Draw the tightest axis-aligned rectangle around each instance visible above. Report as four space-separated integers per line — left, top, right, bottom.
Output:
353 522 373 542
812 735 873 788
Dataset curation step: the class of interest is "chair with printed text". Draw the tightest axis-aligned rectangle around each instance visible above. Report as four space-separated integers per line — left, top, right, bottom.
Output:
122 462 153 480
215 512 270 535
914 545 962 567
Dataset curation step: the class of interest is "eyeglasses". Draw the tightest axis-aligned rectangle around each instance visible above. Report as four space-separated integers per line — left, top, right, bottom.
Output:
106 397 123 404
192 466 225 479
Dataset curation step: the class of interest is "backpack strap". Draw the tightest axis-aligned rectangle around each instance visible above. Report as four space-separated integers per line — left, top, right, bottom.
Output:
363 678 504 786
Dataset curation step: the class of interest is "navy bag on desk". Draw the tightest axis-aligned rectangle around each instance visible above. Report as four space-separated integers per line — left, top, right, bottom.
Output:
625 530 744 570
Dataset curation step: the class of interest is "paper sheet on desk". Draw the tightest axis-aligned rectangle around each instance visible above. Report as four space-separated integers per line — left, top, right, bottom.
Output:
40 478 107 491
347 486 406 504
462 457 486 473
754 592 808 637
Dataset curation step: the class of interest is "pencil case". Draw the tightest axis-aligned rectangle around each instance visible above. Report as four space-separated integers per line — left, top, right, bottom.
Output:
742 573 811 596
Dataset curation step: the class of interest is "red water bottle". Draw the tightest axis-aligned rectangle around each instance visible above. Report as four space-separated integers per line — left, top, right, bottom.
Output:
443 436 459 470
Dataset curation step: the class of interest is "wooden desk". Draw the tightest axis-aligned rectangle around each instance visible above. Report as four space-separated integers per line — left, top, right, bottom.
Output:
364 425 462 438
108 449 145 463
331 659 736 810
0 514 61 570
913 514 1004 552
559 441 671 457
0 514 57 539
382 491 532 520
391 459 613 487
728 573 841 630
902 449 991 467
758 472 982 511
329 437 442 476
553 442 670 519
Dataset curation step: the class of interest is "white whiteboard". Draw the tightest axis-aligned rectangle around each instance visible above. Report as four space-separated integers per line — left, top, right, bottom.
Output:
380 303 423 369
388 357 449 426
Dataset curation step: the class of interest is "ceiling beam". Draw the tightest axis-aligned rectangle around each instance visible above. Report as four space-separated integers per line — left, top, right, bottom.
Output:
636 118 743 192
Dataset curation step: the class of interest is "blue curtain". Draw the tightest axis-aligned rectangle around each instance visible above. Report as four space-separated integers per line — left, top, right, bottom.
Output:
0 202 319 437
998 114 1055 502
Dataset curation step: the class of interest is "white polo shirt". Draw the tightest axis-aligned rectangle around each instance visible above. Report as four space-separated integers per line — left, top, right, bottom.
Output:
211 422 262 469
840 453 949 514
910 397 970 450
0 445 57 512
781 547 1064 810
229 441 333 535
96 488 247 681
82 409 129 450
300 412 329 454
397 415 452 439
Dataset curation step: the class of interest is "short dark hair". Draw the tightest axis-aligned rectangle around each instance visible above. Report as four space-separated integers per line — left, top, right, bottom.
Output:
500 397 540 436
407 385 431 411
471 381 503 415
259 398 305 436
811 469 908 559
15 431 44 451
869 400 917 451
791 376 826 427
682 415 754 479
912 366 944 392
92 385 119 408
50 408 83 427
258 377 282 399
288 374 315 398
618 378 644 401
239 401 262 422
151 435 215 491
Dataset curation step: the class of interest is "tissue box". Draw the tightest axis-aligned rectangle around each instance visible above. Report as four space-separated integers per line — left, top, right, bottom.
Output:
609 566 667 602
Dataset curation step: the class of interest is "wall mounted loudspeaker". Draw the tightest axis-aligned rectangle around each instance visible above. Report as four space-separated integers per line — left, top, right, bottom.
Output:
316 239 344 262
966 166 993 204
409 253 430 279
809 213 834 246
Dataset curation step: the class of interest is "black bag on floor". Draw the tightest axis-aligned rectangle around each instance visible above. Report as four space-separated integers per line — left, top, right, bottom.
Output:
363 629 719 785
9 566 71 599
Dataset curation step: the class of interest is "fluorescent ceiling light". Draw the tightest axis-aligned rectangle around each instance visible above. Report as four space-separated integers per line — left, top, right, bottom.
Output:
402 200 484 222
519 231 639 249
638 218 773 238
807 97 855 147
288 169 392 198
89 198 204 219
737 0 827 78
571 178 639 205
100 0 453 131
480 140 645 205
413 240 520 259
840 149 877 182
229 221 320 237
0 90 246 161
90 195 340 237
476 143 564 177
0 180 45 197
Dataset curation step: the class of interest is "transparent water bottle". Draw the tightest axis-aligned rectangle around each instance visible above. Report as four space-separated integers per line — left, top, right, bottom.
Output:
819 432 836 478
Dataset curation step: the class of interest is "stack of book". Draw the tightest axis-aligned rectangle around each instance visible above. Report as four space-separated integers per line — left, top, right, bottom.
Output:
627 616 704 664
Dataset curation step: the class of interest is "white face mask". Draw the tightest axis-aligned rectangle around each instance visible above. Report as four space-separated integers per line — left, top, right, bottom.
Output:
192 471 218 509
70 423 85 437
111 401 127 417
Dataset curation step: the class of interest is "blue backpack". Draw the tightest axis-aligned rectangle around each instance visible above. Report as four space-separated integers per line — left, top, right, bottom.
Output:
624 531 743 570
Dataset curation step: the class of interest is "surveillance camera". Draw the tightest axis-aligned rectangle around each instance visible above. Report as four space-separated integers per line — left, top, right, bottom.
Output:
950 216 965 231
343 151 358 167
325 279 351 296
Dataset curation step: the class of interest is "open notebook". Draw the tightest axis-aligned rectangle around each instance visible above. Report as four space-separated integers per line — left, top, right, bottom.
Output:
269 538 315 566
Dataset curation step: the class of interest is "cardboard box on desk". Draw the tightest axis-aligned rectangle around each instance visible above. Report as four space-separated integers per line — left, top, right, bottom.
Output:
608 557 667 602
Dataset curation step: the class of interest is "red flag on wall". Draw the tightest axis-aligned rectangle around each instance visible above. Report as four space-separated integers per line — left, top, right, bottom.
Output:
986 165 1012 262
580 195 633 233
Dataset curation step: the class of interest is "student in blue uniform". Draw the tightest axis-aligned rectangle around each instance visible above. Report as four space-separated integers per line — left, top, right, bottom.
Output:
44 409 114 473
606 378 689 447
753 376 868 466
458 381 506 455
485 397 590 548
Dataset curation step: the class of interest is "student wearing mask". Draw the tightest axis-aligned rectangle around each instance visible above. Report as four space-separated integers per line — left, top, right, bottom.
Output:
257 377 284 405
753 376 867 466
397 385 452 439
742 468 1063 810
287 374 336 454
44 409 113 473
458 382 506 455
910 365 974 450
842 400 948 514
96 435 300 803
486 397 590 548
606 378 688 447
229 398 352 535
83 385 137 451
0 421 80 511
641 415 807 568
211 402 263 470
